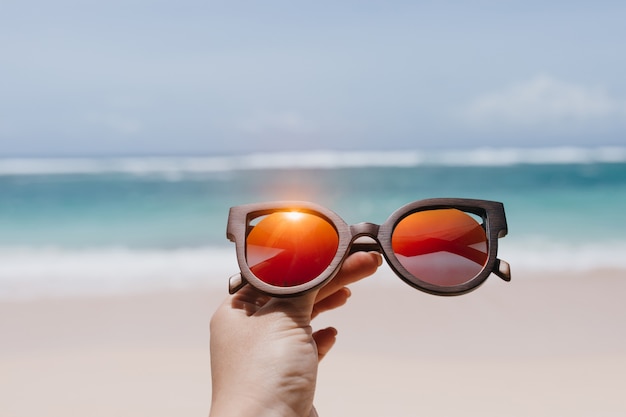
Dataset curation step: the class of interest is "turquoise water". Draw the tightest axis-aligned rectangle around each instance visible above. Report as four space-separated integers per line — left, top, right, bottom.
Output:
1 148 625 297
2 163 624 247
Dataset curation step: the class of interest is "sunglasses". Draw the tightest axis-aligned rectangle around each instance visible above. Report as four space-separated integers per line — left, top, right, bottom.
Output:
226 198 510 297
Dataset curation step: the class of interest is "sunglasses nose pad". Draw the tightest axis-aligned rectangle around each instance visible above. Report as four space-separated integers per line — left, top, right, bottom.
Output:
494 259 511 282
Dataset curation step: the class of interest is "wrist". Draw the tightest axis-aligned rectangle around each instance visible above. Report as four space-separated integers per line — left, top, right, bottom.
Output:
210 393 310 417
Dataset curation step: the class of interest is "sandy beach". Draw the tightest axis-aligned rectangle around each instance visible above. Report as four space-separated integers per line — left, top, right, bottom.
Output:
1 269 625 416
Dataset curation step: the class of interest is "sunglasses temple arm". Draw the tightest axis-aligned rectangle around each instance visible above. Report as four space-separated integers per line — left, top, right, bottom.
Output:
228 273 247 294
493 258 511 282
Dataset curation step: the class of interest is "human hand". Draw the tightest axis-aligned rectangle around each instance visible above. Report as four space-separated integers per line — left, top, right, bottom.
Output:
209 251 382 417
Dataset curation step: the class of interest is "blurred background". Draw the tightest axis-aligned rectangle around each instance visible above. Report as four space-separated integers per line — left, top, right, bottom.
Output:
1 0 625 297
1 1 626 416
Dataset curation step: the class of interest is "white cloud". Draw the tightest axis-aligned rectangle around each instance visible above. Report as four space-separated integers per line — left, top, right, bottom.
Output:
463 75 626 131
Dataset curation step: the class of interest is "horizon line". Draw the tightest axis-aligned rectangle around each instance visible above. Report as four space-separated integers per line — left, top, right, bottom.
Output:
1 145 625 175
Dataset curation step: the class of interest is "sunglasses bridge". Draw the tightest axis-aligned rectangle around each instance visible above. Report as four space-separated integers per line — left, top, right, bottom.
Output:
347 222 384 254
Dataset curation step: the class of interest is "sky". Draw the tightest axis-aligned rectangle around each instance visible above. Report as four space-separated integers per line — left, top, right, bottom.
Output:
1 0 626 157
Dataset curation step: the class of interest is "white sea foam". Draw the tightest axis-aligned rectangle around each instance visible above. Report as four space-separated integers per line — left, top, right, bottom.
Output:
1 146 625 176
502 238 626 273
0 246 238 300
1 241 625 300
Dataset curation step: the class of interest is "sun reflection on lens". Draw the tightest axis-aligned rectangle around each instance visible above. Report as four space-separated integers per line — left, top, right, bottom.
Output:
246 211 339 287
285 211 305 221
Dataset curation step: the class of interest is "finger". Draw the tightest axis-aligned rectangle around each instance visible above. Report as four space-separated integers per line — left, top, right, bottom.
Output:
225 251 380 319
316 251 382 302
312 327 338 361
311 287 351 319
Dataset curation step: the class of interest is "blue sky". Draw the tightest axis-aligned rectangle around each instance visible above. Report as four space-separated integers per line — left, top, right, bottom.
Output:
1 0 626 156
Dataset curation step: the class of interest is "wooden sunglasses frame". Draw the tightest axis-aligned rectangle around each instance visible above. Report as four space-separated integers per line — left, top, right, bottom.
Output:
226 198 510 297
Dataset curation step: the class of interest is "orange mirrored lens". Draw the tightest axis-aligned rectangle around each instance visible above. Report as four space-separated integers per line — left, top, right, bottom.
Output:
391 209 488 286
246 211 339 287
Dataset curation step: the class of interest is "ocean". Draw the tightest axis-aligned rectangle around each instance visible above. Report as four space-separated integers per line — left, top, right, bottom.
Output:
1 146 625 299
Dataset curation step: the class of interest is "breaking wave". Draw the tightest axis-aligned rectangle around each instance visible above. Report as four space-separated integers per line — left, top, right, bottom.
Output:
1 146 625 176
